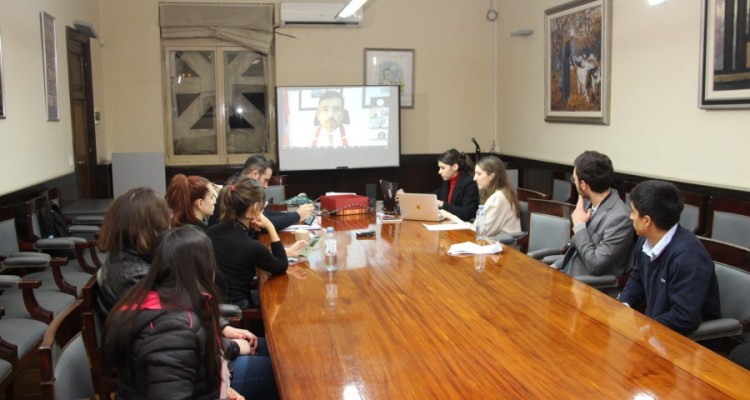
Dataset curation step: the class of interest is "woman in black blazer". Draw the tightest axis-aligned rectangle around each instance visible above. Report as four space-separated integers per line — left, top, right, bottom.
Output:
398 149 479 221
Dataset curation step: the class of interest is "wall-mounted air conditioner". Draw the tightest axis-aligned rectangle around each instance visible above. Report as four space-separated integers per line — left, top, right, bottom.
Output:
280 2 363 26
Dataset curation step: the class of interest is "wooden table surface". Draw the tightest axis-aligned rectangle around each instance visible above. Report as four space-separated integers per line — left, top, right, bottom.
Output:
260 214 750 399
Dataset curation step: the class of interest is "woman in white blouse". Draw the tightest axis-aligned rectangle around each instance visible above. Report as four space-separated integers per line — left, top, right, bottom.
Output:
473 156 522 236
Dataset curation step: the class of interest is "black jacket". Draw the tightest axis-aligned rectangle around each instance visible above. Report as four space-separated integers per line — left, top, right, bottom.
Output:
105 293 221 400
433 173 480 221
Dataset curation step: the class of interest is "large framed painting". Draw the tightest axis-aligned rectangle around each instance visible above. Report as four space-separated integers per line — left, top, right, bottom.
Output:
700 0 750 108
364 48 414 108
545 0 612 124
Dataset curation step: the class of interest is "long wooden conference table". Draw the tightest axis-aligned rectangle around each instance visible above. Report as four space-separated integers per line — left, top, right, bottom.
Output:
260 213 750 399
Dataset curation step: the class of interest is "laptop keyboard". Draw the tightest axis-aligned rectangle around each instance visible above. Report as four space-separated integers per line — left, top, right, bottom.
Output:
299 235 321 257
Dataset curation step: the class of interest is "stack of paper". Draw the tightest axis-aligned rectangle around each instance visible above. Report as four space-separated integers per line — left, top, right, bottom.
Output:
447 241 503 255
377 212 402 223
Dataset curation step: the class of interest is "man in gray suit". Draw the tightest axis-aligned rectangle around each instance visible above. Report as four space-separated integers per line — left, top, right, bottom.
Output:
553 151 634 277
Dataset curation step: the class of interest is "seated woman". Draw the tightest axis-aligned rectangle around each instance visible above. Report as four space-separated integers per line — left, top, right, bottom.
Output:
103 226 245 400
165 173 217 230
207 176 302 309
473 156 522 236
96 187 171 316
398 148 479 221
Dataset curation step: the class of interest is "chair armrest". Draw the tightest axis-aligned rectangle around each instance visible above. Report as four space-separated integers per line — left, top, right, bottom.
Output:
2 256 52 268
689 318 743 341
10 252 52 261
69 225 101 236
527 247 564 260
542 254 563 265
34 238 77 250
219 304 242 321
490 231 527 245
0 275 22 289
575 274 618 288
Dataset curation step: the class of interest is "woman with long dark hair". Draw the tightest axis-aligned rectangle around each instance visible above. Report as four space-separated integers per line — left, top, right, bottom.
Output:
206 176 290 309
164 173 217 230
103 226 244 400
96 187 171 316
473 156 521 236
398 148 479 221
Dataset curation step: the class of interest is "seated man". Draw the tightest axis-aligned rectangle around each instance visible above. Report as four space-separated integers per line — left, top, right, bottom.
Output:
618 180 720 335
554 150 634 277
209 154 314 231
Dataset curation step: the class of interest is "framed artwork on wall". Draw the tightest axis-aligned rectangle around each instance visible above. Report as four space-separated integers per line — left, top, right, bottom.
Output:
40 11 59 121
364 48 414 108
0 27 5 119
544 0 611 124
699 0 750 108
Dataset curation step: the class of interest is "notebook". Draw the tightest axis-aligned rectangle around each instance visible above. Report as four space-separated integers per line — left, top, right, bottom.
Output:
398 193 446 222
379 179 399 212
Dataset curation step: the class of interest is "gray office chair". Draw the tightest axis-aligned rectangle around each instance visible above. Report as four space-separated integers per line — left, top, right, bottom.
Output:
688 237 750 342
524 199 574 260
706 196 750 248
39 299 96 400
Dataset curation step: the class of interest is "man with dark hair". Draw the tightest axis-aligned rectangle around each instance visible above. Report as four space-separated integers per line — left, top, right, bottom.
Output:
618 180 720 335
312 91 349 148
210 154 314 230
553 150 634 278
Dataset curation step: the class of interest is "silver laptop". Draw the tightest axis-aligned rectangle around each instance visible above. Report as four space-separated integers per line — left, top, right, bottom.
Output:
398 193 445 222
265 185 286 204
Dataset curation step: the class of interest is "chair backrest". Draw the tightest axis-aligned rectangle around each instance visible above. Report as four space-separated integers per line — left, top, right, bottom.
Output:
0 204 22 256
526 199 575 254
81 275 117 399
39 299 95 400
679 190 707 235
706 196 750 247
269 175 288 187
506 169 519 189
552 178 574 203
516 188 550 232
699 237 750 332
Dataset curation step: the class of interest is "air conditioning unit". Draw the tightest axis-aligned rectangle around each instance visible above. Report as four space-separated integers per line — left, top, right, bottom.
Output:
280 2 363 26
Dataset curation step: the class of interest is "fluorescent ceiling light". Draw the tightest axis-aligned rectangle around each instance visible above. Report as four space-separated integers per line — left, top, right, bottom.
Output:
337 0 368 19
648 0 667 5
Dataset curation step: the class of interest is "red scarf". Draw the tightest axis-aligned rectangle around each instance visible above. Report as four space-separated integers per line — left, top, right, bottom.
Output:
447 173 460 204
312 126 348 147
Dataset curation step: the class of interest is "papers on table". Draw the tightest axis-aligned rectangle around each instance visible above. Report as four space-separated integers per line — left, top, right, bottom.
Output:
281 223 322 232
423 223 472 231
447 241 503 255
377 212 402 223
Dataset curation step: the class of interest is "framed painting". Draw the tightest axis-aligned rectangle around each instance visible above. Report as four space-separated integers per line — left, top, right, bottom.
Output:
364 48 414 108
699 0 750 108
0 27 5 119
545 0 611 124
41 11 59 121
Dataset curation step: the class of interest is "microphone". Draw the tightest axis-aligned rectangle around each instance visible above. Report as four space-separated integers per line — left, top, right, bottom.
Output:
471 137 481 152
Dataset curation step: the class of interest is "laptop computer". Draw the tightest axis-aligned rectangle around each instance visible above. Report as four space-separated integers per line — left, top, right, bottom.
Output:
380 179 399 212
398 193 446 222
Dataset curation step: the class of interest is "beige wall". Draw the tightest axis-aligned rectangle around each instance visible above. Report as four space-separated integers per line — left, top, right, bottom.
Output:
0 0 102 195
498 0 750 191
2 0 748 196
97 0 498 162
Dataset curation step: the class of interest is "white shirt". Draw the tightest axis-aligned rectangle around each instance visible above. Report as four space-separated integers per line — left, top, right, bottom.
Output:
641 223 679 261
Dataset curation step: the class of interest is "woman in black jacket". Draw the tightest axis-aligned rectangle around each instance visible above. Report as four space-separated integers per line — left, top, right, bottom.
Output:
103 226 244 400
397 148 480 221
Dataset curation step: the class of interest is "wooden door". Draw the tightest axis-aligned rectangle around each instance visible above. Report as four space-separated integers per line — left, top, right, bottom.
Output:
66 27 97 199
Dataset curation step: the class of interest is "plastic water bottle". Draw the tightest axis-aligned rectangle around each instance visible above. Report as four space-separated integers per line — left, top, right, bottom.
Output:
475 205 486 242
325 227 337 271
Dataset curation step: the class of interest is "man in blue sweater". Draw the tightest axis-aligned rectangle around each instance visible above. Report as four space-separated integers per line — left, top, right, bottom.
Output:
618 180 720 335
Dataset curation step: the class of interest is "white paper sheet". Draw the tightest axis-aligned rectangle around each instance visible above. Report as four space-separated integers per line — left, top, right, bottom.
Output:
447 241 503 255
423 223 472 231
282 223 323 232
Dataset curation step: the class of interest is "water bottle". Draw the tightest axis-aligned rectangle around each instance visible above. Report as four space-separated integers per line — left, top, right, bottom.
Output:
325 227 337 271
475 205 486 242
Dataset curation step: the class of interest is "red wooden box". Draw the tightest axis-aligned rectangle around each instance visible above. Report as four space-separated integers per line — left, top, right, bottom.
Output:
320 195 369 215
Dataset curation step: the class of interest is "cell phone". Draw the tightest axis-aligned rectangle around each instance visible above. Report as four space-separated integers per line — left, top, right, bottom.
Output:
304 215 315 225
356 230 375 238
